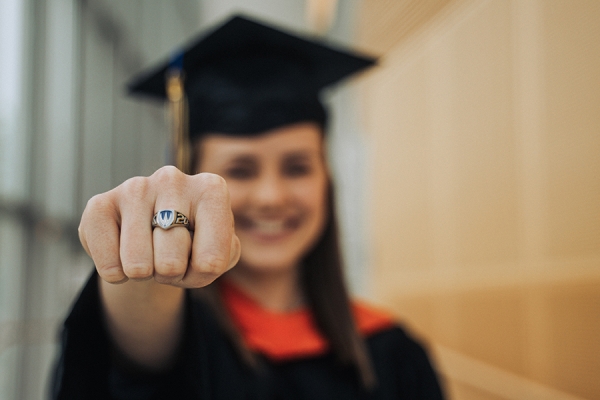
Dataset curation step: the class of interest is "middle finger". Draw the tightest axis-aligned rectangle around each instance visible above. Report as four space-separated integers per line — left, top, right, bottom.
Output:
153 209 192 285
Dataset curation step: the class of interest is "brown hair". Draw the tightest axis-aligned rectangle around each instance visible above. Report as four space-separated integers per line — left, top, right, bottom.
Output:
191 137 376 390
299 185 376 388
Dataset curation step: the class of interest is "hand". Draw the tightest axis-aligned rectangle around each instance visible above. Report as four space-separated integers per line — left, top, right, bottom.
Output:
79 166 241 288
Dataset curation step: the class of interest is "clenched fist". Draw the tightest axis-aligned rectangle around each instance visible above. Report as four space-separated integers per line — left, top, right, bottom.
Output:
79 166 241 288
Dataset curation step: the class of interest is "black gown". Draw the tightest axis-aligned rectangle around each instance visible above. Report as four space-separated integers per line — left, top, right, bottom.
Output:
51 274 445 399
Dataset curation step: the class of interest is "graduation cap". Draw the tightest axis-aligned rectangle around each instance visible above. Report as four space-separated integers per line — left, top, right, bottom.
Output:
127 15 376 172
128 14 376 136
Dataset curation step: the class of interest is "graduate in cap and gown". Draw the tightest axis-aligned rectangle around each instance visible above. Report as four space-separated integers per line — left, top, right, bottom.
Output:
51 15 445 399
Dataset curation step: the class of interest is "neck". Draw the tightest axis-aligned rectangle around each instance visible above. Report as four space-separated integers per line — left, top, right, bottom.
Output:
224 265 303 312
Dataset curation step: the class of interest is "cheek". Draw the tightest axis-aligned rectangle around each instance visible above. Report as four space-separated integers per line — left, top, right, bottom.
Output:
297 179 328 226
226 185 245 212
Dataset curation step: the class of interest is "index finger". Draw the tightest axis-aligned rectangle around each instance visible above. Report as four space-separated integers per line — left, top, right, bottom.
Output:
81 192 128 284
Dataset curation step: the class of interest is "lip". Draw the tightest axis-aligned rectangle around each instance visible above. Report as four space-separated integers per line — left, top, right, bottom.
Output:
236 215 301 242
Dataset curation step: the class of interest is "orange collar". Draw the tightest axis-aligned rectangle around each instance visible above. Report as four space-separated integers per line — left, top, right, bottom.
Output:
220 281 394 362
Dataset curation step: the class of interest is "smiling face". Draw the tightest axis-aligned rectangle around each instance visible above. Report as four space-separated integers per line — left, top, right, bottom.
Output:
196 122 329 274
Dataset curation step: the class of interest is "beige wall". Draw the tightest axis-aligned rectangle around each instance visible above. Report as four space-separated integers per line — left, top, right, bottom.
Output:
358 0 600 398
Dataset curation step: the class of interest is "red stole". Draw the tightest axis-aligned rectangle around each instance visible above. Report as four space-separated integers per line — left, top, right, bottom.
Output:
221 281 394 361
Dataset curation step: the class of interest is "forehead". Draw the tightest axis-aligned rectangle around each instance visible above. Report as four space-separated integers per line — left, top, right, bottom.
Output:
199 123 323 159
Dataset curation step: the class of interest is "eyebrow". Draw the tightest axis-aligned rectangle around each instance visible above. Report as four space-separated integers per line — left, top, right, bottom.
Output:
227 155 256 164
226 149 317 163
283 151 314 161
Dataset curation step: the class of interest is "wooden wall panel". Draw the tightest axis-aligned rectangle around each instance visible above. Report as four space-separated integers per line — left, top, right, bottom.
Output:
358 0 600 398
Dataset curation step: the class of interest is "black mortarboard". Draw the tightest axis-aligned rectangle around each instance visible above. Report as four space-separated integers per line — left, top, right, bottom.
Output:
127 14 376 138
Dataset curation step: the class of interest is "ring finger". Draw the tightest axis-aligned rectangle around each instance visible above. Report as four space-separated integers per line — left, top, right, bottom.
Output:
153 209 192 285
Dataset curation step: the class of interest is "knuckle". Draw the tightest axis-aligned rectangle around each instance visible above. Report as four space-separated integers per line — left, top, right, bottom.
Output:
200 172 225 185
122 263 153 280
195 173 230 205
155 258 187 278
191 252 228 277
119 176 149 200
97 265 126 283
85 193 112 214
152 165 184 184
182 275 217 289
80 193 116 236
197 173 227 192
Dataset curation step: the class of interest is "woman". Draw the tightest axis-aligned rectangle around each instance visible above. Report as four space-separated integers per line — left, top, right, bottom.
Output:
52 15 444 399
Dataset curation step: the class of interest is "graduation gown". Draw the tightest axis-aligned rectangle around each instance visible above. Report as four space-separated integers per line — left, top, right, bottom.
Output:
51 274 444 399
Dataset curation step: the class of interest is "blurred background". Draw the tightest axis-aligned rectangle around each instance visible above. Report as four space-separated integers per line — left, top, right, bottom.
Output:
0 0 598 399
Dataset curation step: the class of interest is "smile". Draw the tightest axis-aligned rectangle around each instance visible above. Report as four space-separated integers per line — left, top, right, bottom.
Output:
237 216 301 239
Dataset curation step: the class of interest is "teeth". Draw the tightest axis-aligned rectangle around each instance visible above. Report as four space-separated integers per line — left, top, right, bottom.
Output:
254 220 285 235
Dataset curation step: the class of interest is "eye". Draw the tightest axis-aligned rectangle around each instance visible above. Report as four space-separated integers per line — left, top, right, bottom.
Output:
224 165 257 180
283 162 312 177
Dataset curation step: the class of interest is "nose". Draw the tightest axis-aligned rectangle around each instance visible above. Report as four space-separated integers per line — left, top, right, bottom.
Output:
250 172 288 210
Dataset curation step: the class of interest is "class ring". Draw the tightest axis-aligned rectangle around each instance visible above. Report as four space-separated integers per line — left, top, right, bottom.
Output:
152 209 190 230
